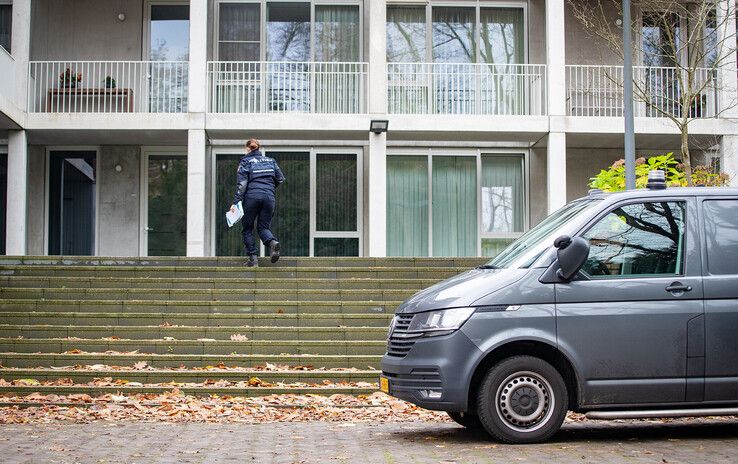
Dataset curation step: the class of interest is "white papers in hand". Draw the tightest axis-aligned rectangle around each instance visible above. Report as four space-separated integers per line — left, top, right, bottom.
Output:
226 201 244 228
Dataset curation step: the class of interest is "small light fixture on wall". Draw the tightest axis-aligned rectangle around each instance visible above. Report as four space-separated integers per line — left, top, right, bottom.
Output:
369 119 389 134
117 13 126 22
115 164 123 173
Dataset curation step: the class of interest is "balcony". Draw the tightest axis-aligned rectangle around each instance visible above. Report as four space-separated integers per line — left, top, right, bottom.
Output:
207 61 368 114
566 65 718 118
387 63 547 116
28 61 189 113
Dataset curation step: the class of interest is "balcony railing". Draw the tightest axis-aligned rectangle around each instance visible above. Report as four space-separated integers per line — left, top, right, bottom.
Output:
28 61 189 113
566 65 718 118
207 61 368 114
387 63 547 116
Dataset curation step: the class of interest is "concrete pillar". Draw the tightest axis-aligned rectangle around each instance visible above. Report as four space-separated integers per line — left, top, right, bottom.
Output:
11 0 31 110
545 0 567 215
6 130 28 255
545 0 566 117
721 135 738 187
366 0 388 256
547 132 567 214
717 0 738 118
186 129 207 256
188 0 208 113
367 133 387 257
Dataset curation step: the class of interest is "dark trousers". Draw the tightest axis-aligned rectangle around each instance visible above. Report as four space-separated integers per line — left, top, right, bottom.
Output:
241 193 277 256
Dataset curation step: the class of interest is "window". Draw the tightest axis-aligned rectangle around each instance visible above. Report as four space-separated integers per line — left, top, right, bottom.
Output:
267 2 310 61
703 200 738 275
581 202 686 278
0 3 10 53
149 5 190 61
218 2 261 61
386 152 526 257
386 4 525 64
315 5 360 62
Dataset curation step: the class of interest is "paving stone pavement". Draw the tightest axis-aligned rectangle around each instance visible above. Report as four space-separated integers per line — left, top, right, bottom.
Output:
1 417 737 464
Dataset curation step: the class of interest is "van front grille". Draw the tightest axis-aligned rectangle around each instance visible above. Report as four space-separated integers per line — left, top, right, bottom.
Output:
386 314 418 357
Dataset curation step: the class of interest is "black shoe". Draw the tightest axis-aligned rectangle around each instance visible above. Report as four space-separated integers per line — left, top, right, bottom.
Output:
269 240 281 263
246 255 258 267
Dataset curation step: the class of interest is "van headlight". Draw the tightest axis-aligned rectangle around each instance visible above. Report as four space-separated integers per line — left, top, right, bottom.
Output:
407 307 476 337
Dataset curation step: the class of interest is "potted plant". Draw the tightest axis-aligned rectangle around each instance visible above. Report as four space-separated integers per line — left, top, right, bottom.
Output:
59 68 82 88
105 76 117 89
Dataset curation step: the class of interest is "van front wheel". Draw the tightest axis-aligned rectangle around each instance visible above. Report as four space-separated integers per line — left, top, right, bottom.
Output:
476 356 568 444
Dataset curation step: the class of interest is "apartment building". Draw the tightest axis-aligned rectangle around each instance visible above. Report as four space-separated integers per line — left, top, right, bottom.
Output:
1 0 736 258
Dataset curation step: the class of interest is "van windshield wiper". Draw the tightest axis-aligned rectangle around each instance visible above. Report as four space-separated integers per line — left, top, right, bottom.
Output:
476 264 499 270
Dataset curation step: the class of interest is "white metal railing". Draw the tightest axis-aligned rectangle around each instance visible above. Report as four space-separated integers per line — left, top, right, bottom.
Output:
207 61 368 113
28 61 189 113
566 65 718 118
387 63 547 116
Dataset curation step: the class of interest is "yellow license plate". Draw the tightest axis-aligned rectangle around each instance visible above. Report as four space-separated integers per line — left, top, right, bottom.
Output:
379 377 389 393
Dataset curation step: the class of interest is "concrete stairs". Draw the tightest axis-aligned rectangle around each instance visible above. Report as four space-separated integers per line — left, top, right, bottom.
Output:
0 256 484 398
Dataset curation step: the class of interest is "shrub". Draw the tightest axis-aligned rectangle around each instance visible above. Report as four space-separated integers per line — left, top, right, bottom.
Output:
589 153 729 192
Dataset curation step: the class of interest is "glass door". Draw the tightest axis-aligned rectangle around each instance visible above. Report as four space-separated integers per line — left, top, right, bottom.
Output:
48 151 97 256
148 3 190 112
214 149 361 256
145 154 187 256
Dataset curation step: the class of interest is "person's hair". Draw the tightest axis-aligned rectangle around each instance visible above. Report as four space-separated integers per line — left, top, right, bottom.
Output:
246 138 260 151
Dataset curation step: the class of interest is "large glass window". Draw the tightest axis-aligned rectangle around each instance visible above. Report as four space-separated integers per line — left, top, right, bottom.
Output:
150 5 190 60
218 3 261 61
215 150 360 257
480 8 524 64
387 152 525 257
432 7 475 63
581 202 686 278
0 3 11 53
386 7 426 62
267 2 311 61
315 5 360 61
387 156 429 256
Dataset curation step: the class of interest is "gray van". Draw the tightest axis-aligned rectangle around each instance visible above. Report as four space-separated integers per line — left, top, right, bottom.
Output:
380 180 738 444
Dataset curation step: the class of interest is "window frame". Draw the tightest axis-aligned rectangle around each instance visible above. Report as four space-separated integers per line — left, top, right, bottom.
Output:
214 0 364 62
0 0 12 54
576 199 688 280
386 0 528 64
210 145 364 257
386 147 529 257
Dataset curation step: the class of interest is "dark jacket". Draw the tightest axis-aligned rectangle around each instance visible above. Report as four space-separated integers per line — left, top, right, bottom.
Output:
233 150 285 204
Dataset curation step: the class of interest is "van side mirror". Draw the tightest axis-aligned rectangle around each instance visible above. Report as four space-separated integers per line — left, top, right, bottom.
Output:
554 235 590 281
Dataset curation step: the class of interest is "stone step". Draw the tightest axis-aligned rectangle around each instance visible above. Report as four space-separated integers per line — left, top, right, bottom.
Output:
0 338 387 355
0 287 415 302
0 256 485 268
0 325 388 341
0 276 439 290
0 265 468 279
0 353 381 369
0 299 401 314
0 368 379 384
0 385 377 397
0 312 393 327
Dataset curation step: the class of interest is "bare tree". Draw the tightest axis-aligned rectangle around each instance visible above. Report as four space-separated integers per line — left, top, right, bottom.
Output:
569 0 736 184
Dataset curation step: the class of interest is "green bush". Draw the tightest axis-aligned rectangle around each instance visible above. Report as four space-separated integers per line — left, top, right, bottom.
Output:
589 153 729 192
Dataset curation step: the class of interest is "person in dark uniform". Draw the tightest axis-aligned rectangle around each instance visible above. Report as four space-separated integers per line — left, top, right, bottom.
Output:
231 139 285 267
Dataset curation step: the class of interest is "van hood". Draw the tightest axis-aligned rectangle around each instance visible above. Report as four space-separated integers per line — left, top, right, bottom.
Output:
396 268 530 314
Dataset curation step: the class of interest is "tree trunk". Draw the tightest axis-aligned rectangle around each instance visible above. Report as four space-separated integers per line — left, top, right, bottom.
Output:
680 126 693 186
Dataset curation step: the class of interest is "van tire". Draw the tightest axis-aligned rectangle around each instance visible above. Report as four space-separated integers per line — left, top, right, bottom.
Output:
476 355 568 444
447 411 484 430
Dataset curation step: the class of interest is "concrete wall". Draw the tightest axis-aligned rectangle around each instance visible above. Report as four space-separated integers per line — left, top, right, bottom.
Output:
31 0 144 60
97 146 140 256
529 146 548 226
529 0 546 64
565 0 622 65
26 145 45 255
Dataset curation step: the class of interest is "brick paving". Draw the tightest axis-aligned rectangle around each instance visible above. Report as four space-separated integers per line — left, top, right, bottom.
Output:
1 417 737 464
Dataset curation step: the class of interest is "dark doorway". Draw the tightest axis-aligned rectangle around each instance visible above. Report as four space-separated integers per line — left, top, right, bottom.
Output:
48 151 97 255
147 155 187 256
0 153 6 255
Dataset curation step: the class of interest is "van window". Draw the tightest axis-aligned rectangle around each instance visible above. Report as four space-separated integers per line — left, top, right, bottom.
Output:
581 201 685 277
703 200 738 275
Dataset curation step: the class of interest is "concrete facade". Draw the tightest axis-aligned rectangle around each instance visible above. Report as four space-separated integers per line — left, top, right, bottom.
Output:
1 0 736 257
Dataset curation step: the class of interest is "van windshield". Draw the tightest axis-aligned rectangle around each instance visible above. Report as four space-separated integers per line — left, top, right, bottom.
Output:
484 198 602 269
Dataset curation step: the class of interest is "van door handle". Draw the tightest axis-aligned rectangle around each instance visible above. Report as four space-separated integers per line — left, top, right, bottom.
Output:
666 282 692 293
